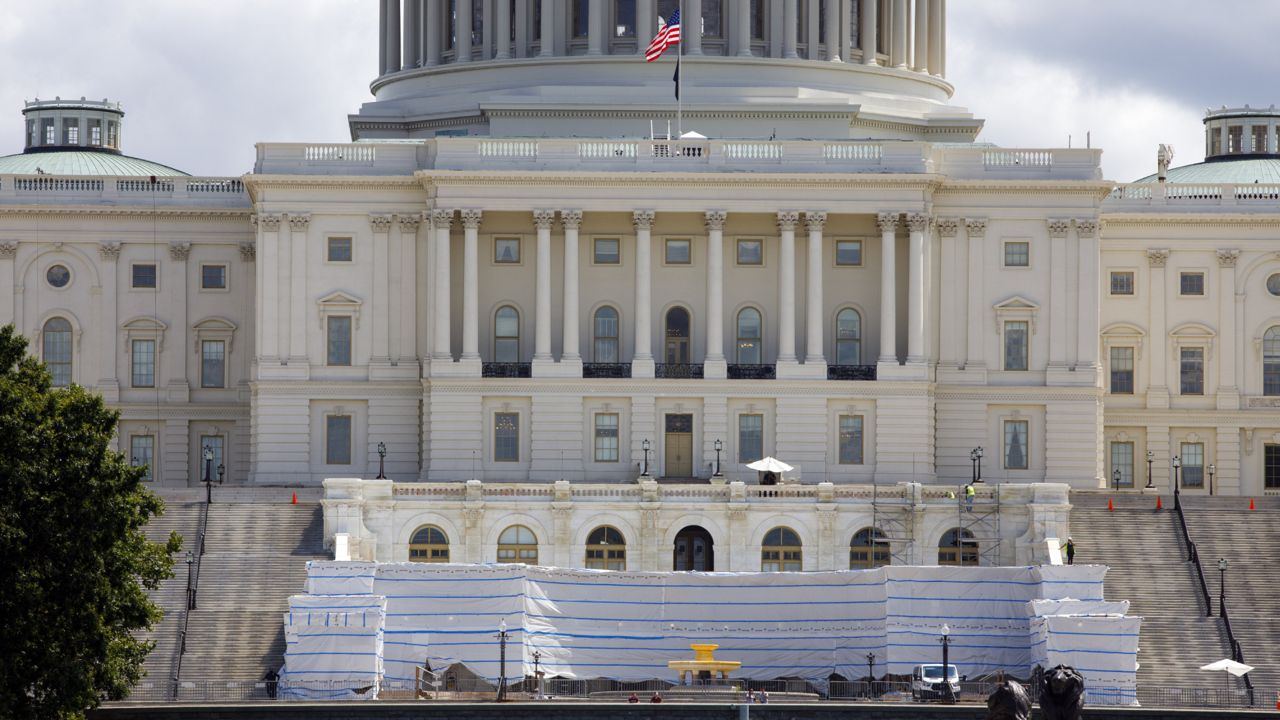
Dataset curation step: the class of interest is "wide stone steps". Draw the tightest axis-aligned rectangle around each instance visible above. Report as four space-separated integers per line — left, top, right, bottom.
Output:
135 502 203 687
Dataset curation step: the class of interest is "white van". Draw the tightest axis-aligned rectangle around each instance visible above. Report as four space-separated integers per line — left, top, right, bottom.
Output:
910 664 960 700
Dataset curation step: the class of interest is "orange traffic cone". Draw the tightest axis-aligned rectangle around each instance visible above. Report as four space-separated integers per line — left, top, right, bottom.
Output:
1250 498 1255 511
1155 496 1163 510
291 491 298 505
1107 498 1114 511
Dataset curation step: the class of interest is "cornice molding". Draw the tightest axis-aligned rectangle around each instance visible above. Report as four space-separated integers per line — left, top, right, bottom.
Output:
417 170 945 191
0 207 251 221
1099 212 1280 228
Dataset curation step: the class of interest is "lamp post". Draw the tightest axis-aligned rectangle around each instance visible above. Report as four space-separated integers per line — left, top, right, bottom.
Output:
202 446 214 505
865 651 876 698
377 441 387 479
1146 451 1155 489
496 618 509 701
641 439 651 476
939 624 954 703
969 449 978 485
1113 468 1122 492
975 447 984 483
713 439 723 477
1172 456 1182 509
1218 558 1228 618
1208 463 1216 496
531 649 543 699
184 550 196 610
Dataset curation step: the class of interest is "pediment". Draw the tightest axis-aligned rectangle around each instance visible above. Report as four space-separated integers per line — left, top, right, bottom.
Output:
120 316 167 332
317 290 363 306
992 296 1040 312
1101 322 1146 337
1169 322 1215 339
192 316 237 333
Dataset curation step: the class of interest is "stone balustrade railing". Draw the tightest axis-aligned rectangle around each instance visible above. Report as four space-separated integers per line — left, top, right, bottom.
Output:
1108 182 1280 208
0 175 249 206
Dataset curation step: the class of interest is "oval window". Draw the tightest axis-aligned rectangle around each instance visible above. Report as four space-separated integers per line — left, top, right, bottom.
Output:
46 265 71 288
1268 274 1280 297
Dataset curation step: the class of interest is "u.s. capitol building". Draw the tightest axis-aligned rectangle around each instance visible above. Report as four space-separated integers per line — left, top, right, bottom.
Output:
4 1 1279 568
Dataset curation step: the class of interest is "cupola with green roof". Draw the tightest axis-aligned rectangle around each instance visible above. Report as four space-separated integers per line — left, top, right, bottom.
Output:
1135 104 1280 183
0 97 187 176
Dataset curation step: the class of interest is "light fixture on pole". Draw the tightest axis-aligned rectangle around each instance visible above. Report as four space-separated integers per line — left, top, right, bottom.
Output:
531 649 543 700
713 439 723 477
377 441 387 479
1217 557 1228 618
1146 451 1155 489
938 624 955 703
975 447 984 483
496 618 509 701
969 449 978 485
184 550 196 610
1113 468 1122 491
1172 455 1182 508
202 445 214 505
865 651 876 698
641 439 651 476
1208 463 1216 496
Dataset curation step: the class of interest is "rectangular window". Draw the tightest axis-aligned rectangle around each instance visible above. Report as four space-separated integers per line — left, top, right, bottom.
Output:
494 237 521 264
594 413 619 462
1004 321 1029 371
593 238 620 265
200 435 225 481
327 237 353 262
1110 271 1134 295
1110 441 1134 488
1228 126 1242 154
1004 420 1029 470
201 264 227 290
325 416 352 465
327 316 352 366
1180 442 1204 488
201 340 226 389
1265 444 1280 489
494 412 520 462
43 119 55 145
1180 347 1204 395
838 415 864 465
665 238 691 265
835 240 862 266
738 414 764 463
1004 241 1030 267
131 264 157 289
130 436 155 482
131 339 155 388
614 0 636 36
89 120 102 146
1253 125 1269 153
1180 272 1205 296
737 239 763 266
572 0 589 37
1110 346 1134 394
63 119 79 145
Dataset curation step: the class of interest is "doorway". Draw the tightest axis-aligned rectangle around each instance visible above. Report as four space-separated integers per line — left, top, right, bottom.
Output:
665 307 691 363
674 525 714 571
664 413 694 478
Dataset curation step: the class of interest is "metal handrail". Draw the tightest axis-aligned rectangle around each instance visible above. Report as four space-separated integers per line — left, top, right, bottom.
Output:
1219 596 1255 702
171 501 210 699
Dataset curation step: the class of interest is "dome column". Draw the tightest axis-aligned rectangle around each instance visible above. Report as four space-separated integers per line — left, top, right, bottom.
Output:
912 0 928 73
824 0 841 60
457 0 473 62
891 0 907 68
860 0 877 64
404 0 421 68
496 0 511 59
734 2 752 57
425 0 441 65
684 0 703 55
385 0 402 73
928 0 942 76
636 0 654 56
540 0 556 56
587 0 604 55
783 0 799 59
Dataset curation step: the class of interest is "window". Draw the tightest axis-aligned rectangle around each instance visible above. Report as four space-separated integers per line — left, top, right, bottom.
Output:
1110 347 1134 394
593 307 619 362
1180 347 1204 395
1180 272 1204 296
850 528 889 569
89 120 102 146
1110 271 1134 296
1003 420 1029 470
130 436 155 482
835 308 861 365
201 265 227 290
201 340 226 389
1110 442 1134 488
749 0 765 40
1268 274 1280 296
46 265 70 288
1264 327 1280 396
736 239 763 265
938 528 978 566
594 413 619 462
1180 442 1204 488
738 414 763 463
1253 125 1268 153
664 307 691 364
42 318 72 387
63 119 79 145
409 526 450 563
494 412 519 462
131 339 155 388
586 526 626 570
325 415 352 465
613 0 636 37
494 306 520 363
736 308 762 364
200 435 225 481
665 238 691 265
43 119 55 145
838 415 864 465
1004 321 1028 371
132 264 157 289
572 0 590 37
1228 126 1242 154
107 121 118 147
327 316 352 366
701 0 723 37
1265 445 1280 489
1004 241 1029 267
761 527 802 571
327 237 353 262
835 240 862 266
494 237 520 264
497 525 537 563
594 238 620 264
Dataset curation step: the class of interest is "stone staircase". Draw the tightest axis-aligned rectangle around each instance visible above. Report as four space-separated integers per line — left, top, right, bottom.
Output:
1068 495 1239 696
135 501 203 691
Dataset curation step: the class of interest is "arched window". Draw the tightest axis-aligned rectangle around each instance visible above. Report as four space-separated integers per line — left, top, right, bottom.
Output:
835 309 862 365
665 307 691 364
938 528 978 566
1265 326 1280 395
42 317 72 387
594 306 619 362
761 526 802 571
409 525 450 563
497 525 538 564
736 308 762 364
850 527 890 569
494 306 520 363
585 526 626 570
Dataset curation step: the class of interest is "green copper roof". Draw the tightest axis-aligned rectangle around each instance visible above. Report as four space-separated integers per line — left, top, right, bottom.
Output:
1134 158 1280 184
0 151 187 177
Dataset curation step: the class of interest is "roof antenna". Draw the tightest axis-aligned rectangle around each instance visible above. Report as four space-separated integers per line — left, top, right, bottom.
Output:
1068 134 1072 149
1086 131 1091 149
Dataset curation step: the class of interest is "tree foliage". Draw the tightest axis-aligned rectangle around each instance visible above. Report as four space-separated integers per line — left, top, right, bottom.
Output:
0 325 179 719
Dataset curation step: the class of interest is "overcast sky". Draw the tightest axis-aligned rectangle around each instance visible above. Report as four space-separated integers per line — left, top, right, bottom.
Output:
3 1 1276 182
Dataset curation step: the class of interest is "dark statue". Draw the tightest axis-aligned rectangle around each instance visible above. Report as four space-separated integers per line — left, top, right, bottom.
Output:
986 676 1031 720
1036 665 1086 720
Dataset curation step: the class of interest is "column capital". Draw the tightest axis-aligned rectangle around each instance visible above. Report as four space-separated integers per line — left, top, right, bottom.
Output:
906 212 932 233
561 209 583 230
369 214 394 233
804 211 827 232
1147 249 1169 268
533 209 556 230
964 217 988 238
776 211 801 231
254 213 283 231
632 209 656 230
876 212 901 233
398 213 422 232
238 241 257 262
1047 219 1071 238
1217 248 1241 268
288 213 312 231
704 210 728 231
1075 218 1099 238
430 209 454 229
461 209 484 229
98 241 122 260
936 217 960 238
0 241 15 259
168 241 191 262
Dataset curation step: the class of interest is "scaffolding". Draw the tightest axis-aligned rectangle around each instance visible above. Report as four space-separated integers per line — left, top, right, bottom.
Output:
871 480 915 566
956 482 1003 566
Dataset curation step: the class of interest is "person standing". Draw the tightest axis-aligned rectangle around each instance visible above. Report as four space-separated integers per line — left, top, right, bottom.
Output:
1062 537 1075 565
964 483 975 512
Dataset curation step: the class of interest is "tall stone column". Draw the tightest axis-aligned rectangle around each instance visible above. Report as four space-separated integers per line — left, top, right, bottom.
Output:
935 218 959 369
370 214 393 364
495 0 511 59
289 214 311 363
426 0 442 65
824 0 841 60
1147 249 1169 408
277 217 293 363
877 212 898 364
964 219 986 371
906 212 929 363
860 0 878 64
937 0 946 76
927 0 942 76
461 209 483 362
167 242 191 400
431 209 454 362
398 214 419 364
782 0 798 58
912 0 928 73
1217 248 1240 408
587 0 604 55
540 0 556 56
805 212 826 366
379 0 389 75
386 0 402 72
514 0 528 57
404 0 421 68
257 214 281 364
533 210 555 366
1076 220 1101 375
457 0 473 62
632 210 656 378
735 1 752 56
684 0 702 55
637 0 655 55
1047 219 1070 371
561 210 583 366
891 0 907 67
776 212 799 365
97 241 121 400
705 211 727 379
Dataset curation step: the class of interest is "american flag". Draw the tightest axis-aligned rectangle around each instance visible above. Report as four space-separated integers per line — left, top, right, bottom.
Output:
645 8 681 62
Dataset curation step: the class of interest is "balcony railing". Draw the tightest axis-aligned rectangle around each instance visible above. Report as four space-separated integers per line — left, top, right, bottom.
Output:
727 364 776 380
827 365 877 381
655 363 704 379
481 362 531 378
583 363 632 378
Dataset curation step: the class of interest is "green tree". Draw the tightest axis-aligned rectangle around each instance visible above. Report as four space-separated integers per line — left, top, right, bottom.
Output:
0 325 180 719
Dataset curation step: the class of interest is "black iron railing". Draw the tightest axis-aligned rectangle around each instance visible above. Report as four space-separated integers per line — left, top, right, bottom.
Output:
827 364 877 381
482 362 532 378
655 363 704 379
583 363 631 378
727 364 776 380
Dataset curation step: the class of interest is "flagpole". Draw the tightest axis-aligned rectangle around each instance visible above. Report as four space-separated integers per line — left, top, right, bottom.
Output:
676 0 683 137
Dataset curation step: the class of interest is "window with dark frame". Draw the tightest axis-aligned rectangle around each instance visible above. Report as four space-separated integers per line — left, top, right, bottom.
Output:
326 416 352 465
594 238 620 264
132 264 157 289
1004 241 1030 267
201 340 226 389
201 265 227 290
327 316 352 366
1110 346 1134 394
494 412 520 462
1110 271 1134 295
1180 272 1205 296
1180 347 1204 395
835 240 862 266
1265 444 1280 489
328 237 353 262
736 239 763 266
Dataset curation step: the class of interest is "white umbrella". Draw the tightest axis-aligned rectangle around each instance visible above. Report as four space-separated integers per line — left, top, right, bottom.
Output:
1199 659 1254 676
746 457 794 473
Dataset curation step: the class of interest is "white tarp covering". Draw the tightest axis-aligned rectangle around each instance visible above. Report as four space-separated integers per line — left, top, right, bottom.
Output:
280 594 385 700
1030 615 1141 706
